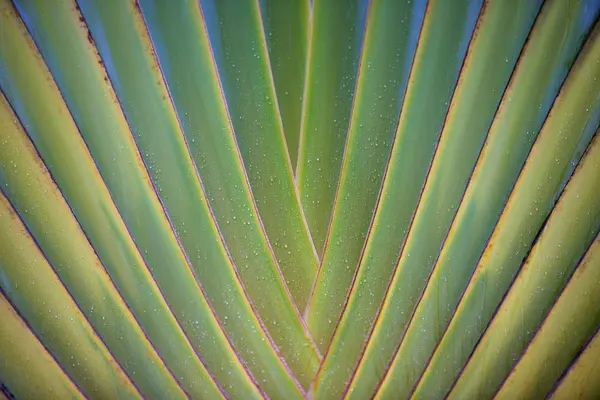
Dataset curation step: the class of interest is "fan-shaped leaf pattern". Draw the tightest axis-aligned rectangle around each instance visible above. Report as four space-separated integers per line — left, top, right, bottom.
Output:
0 0 598 399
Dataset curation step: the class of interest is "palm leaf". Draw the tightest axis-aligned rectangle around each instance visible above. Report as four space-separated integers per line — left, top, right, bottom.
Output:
0 290 86 399
0 0 599 399
552 326 600 400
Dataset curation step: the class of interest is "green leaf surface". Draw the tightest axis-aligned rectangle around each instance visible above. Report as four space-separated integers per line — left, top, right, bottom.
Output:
137 0 319 390
352 2 596 398
446 127 600 399
408 12 600 399
305 0 428 354
202 0 319 311
0 193 141 400
0 292 85 400
296 0 369 255
0 90 207 399
316 2 490 395
496 231 600 399
259 0 310 169
319 1 541 398
0 0 598 397
550 328 600 400
78 0 311 396
1 1 254 397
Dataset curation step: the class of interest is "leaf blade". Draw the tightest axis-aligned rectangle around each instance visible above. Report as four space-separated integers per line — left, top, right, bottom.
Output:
550 328 600 400
0 193 142 400
305 0 428 354
0 291 85 400
446 128 600 399
78 0 309 396
296 0 369 255
1 1 258 396
0 91 218 399
138 0 319 389
259 0 310 169
201 0 319 311
320 1 542 398
496 232 600 399
408 13 600 398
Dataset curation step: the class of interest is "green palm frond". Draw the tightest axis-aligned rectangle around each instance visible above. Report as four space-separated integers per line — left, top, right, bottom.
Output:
0 0 599 399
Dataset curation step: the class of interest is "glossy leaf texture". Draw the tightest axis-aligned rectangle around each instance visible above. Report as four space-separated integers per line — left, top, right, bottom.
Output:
0 0 599 399
296 0 369 255
201 0 320 311
305 0 429 352
260 0 310 170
